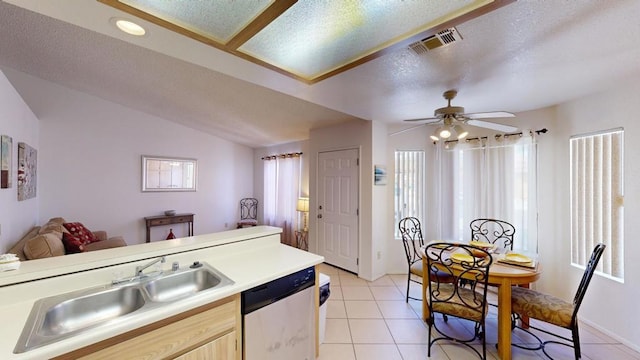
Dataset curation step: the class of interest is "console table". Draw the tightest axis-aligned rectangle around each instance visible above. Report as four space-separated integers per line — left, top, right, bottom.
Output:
144 213 194 243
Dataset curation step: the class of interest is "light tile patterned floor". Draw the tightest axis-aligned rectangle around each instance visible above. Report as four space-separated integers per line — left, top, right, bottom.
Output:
317 263 640 360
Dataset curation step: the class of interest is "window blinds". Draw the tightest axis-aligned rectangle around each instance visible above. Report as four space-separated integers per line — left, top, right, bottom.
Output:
394 150 425 238
570 129 624 280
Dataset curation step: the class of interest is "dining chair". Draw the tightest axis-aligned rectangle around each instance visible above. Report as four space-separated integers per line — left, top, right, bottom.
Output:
236 198 258 228
511 243 606 359
424 243 493 360
469 218 516 250
398 217 454 303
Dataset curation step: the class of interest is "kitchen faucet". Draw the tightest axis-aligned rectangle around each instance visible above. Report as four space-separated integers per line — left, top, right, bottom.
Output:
135 256 166 276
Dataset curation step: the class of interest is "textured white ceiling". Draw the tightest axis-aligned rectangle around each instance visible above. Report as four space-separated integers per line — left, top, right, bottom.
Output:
1 0 640 147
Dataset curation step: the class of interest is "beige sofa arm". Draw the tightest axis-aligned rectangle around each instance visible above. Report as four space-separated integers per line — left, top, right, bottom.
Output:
92 231 108 242
85 236 127 251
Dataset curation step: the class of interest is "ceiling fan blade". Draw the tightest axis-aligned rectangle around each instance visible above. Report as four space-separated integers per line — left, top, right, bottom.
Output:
389 123 428 136
403 116 440 123
466 119 518 132
464 111 515 119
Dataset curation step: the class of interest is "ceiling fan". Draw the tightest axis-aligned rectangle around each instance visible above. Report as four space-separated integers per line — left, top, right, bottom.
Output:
404 90 518 141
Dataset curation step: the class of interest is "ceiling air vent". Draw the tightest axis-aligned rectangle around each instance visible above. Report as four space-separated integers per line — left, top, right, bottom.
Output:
409 27 462 55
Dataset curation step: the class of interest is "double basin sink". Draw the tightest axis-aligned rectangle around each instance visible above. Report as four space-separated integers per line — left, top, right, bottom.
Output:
14 261 234 353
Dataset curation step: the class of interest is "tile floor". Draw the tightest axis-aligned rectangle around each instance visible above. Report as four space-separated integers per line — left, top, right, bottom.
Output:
317 263 640 360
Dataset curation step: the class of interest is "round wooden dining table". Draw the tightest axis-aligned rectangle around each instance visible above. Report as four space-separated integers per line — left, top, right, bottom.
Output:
421 255 542 360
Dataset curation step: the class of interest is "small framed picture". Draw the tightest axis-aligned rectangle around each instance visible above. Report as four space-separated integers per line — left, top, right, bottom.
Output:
1 135 12 188
374 165 387 186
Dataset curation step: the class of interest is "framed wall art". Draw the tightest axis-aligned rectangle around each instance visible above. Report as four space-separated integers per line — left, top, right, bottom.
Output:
17 142 37 201
141 155 197 192
374 165 387 186
1 135 11 188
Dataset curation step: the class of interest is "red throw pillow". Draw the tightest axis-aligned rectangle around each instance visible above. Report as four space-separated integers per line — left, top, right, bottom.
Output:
62 232 87 253
63 222 98 244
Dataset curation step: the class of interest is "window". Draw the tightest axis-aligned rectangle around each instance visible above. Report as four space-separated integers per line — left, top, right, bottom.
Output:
436 134 538 252
394 150 425 238
570 128 624 281
263 153 302 246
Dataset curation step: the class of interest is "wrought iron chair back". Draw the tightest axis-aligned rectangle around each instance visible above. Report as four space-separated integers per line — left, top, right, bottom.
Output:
237 198 258 228
398 217 424 302
469 218 515 250
573 243 606 311
399 217 423 266
424 243 493 360
511 243 606 360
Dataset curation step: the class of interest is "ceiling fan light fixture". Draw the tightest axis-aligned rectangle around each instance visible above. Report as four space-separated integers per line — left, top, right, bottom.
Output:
402 89 519 138
438 126 452 139
454 125 468 139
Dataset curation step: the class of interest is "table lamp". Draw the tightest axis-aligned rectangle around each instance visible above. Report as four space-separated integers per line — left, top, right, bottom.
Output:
296 197 309 231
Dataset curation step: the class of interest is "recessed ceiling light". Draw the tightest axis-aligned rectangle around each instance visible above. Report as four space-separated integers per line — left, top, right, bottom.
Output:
111 18 146 36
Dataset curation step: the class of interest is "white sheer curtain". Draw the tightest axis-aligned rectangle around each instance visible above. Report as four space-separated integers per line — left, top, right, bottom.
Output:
435 132 539 253
263 154 302 246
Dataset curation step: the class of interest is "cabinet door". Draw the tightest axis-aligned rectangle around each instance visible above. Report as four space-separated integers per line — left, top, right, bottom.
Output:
173 331 235 360
68 298 237 360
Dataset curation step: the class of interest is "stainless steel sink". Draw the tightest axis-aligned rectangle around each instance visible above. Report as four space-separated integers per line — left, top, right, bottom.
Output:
143 265 229 302
14 261 233 354
40 286 145 336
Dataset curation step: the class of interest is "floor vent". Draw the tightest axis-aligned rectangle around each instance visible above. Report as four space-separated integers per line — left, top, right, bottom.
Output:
409 27 462 55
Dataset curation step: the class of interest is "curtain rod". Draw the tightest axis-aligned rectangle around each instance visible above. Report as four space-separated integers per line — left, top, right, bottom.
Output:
261 152 303 160
442 128 548 145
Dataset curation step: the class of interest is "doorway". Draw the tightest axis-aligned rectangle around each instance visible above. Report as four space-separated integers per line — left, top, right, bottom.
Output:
316 149 359 273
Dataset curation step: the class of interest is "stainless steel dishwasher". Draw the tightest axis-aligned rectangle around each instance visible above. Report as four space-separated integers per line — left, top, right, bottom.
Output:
242 266 315 360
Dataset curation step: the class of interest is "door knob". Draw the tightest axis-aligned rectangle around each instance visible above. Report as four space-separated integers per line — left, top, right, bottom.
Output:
317 214 323 219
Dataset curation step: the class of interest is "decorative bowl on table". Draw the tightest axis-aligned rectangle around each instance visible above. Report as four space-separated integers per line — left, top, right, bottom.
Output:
164 210 176 216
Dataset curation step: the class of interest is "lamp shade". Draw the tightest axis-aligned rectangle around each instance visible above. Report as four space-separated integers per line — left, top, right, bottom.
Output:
296 197 309 212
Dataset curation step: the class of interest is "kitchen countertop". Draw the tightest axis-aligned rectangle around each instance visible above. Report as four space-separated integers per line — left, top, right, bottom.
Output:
0 226 324 359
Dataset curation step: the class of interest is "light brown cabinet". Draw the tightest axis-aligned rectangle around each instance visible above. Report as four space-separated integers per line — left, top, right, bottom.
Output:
173 332 236 360
54 295 241 360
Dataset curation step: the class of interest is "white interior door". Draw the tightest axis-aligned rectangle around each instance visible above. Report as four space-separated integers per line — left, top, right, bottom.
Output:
317 149 359 273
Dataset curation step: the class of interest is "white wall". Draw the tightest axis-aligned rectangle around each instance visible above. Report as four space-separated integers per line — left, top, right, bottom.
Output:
0 70 39 252
385 122 437 274
2 68 254 246
309 120 375 280
547 79 640 350
371 121 388 279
